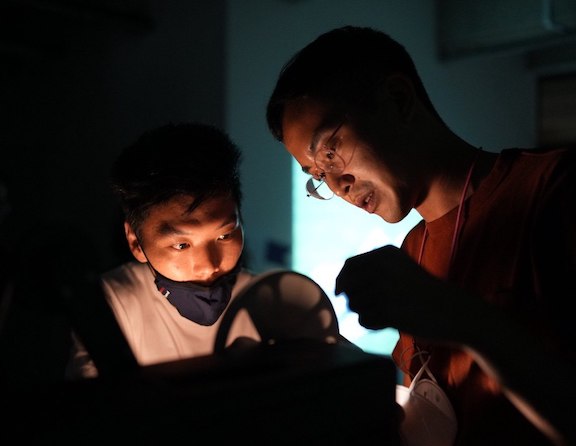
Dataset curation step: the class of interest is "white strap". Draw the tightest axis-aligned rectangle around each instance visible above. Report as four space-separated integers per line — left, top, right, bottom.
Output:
409 355 438 390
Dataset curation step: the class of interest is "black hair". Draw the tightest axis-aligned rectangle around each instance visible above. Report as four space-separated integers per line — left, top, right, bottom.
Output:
110 122 242 236
266 25 442 141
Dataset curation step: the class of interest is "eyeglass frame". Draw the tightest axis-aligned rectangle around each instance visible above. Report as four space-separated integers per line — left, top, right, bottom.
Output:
305 119 354 200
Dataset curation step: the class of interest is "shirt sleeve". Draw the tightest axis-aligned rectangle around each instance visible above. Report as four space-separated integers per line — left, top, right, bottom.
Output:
65 330 99 380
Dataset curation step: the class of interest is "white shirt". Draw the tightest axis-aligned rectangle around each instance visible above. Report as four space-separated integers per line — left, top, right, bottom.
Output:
67 261 260 378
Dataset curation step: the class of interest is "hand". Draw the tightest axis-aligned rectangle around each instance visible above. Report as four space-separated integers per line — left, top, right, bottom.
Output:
335 245 482 342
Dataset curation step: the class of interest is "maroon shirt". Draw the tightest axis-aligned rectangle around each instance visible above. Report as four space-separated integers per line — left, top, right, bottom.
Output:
394 147 576 445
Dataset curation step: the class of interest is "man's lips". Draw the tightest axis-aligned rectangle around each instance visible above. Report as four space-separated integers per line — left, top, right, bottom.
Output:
355 191 375 213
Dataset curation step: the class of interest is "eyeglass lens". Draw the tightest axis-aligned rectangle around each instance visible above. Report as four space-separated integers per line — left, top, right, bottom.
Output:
305 120 349 200
306 177 334 200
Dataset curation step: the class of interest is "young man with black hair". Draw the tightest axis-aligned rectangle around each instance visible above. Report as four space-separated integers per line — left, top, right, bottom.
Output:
67 122 261 377
267 26 575 446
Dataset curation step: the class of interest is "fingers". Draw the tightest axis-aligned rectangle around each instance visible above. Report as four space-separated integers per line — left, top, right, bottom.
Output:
350 296 390 330
334 252 362 295
335 244 400 295
334 270 347 296
357 314 388 330
335 245 408 331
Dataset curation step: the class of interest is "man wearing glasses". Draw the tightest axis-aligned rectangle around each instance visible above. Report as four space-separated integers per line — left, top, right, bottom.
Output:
266 25 575 446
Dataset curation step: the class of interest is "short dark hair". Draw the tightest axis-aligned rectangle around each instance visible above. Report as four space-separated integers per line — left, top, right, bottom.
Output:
266 25 441 141
110 122 242 235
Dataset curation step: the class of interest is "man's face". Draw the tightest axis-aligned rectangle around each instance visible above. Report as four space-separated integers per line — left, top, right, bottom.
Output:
281 97 414 223
125 194 244 285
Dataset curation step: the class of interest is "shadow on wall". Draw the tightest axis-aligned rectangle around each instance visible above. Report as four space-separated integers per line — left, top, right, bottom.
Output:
0 0 227 272
0 203 139 384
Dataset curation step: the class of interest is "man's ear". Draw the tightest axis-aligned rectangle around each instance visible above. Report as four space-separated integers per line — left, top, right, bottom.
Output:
124 221 147 263
378 74 416 124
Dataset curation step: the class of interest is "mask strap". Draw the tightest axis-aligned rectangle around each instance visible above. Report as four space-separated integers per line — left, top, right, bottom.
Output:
134 236 160 279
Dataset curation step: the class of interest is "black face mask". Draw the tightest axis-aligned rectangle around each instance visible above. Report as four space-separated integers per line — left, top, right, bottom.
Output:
153 263 241 326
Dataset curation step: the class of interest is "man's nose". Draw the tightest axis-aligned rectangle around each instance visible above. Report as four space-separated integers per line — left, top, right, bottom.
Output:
325 171 352 197
190 245 220 283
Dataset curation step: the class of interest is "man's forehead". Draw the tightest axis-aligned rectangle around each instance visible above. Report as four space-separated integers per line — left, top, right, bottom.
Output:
283 98 324 124
282 100 326 145
153 207 239 236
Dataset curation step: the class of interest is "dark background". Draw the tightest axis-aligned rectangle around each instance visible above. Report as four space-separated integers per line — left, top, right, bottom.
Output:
0 0 229 382
1 0 227 271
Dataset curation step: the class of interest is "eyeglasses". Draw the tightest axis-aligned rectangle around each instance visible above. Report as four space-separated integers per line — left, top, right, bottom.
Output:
305 121 354 200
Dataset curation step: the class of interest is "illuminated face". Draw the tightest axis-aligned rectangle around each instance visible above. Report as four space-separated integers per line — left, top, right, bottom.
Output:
281 98 415 223
125 194 244 285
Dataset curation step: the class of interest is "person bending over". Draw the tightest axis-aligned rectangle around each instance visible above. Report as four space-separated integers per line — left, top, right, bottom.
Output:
266 25 575 446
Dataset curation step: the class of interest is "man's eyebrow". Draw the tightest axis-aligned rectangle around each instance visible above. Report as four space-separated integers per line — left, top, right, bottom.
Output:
156 222 190 236
309 127 325 155
301 125 332 175
221 212 240 230
301 121 343 175
155 212 239 236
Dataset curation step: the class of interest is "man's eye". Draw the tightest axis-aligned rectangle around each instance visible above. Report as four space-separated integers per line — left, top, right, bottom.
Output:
312 171 326 181
317 143 337 167
218 230 237 241
218 225 241 241
172 243 190 250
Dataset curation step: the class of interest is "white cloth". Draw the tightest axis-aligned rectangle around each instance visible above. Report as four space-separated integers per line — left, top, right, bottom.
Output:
395 357 458 446
67 261 260 378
